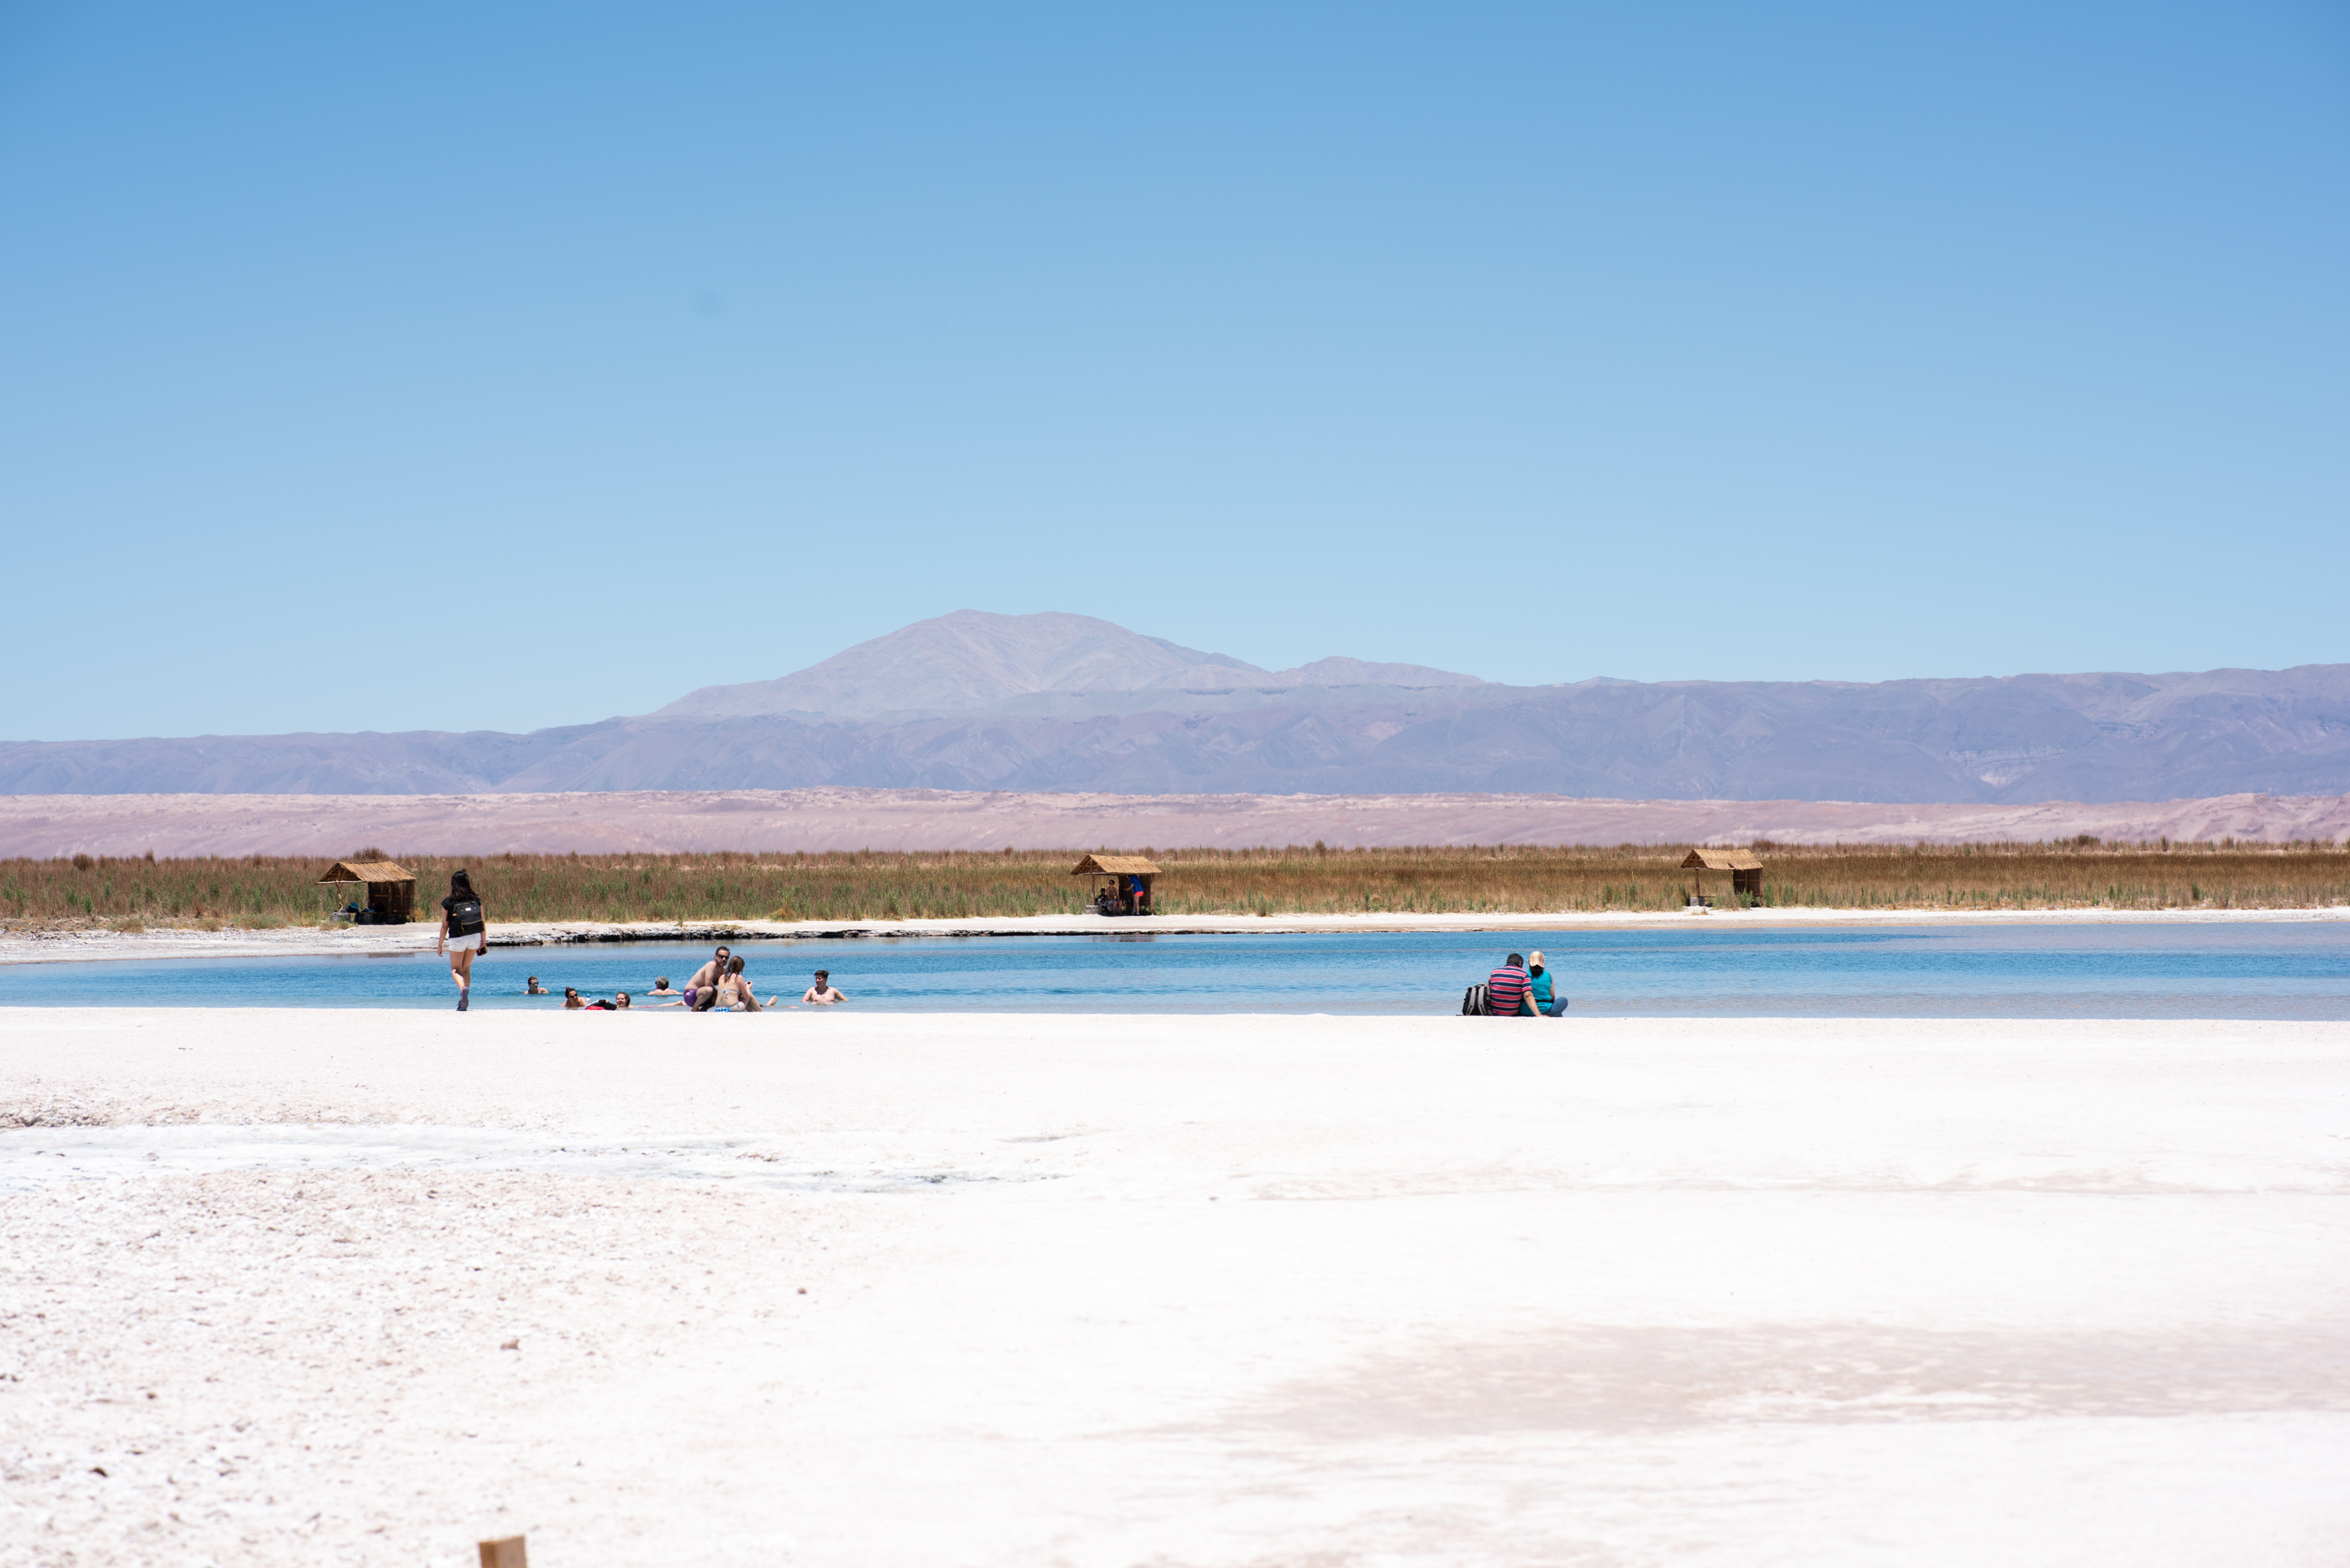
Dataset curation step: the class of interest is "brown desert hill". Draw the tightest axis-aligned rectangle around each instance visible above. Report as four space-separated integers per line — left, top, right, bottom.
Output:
3 786 2347 858
0 611 2344 804
4 786 2348 858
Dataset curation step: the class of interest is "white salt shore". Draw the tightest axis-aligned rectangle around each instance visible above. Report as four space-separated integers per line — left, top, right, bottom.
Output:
3 1008 2347 1566
7 901 2348 968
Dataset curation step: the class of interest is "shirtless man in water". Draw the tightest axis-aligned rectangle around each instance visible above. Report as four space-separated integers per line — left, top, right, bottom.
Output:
802 970 845 1005
683 946 731 1011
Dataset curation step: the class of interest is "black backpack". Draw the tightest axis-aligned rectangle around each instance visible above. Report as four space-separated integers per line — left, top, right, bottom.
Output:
446 894 484 937
1461 983 1489 1016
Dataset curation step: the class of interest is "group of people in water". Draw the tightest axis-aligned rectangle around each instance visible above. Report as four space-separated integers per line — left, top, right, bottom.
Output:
437 866 1576 1018
520 948 849 1011
433 868 849 1013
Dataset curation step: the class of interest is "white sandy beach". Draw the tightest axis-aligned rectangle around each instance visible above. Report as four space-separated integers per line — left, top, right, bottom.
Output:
2 1006 2346 1567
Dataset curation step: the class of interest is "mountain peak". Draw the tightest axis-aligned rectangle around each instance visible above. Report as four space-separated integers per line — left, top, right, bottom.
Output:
652 611 1480 719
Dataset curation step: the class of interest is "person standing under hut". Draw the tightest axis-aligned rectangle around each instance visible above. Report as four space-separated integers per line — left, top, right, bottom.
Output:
1525 950 1568 1017
1484 953 1532 1017
437 869 487 1012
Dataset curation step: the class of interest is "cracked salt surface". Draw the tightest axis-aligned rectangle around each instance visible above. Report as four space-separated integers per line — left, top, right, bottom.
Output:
0 1123 1045 1194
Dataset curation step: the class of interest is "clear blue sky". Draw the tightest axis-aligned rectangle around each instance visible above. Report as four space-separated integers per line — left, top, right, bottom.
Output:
2 1 2344 741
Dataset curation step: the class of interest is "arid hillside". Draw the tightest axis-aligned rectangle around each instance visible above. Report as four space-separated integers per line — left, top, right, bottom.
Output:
2 786 2345 861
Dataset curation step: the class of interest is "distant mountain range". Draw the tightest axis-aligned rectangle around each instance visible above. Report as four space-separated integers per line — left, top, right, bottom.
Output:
7 610 2348 804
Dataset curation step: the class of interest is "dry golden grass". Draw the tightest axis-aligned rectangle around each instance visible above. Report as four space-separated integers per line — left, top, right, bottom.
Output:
2 838 2345 928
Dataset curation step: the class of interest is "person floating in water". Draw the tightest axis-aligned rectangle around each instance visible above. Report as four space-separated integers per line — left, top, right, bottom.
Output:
437 870 486 1012
802 970 846 1005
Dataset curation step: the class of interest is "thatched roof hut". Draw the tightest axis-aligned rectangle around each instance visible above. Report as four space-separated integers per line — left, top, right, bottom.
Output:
1070 854 1161 877
317 858 417 923
1071 853 1160 916
1679 849 1762 874
1680 848 1763 901
317 858 415 886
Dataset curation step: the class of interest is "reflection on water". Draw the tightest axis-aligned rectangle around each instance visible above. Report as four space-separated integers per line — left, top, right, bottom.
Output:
2 923 2347 1019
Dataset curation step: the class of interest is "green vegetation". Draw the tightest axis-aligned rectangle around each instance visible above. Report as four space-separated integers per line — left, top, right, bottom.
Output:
1 838 2344 929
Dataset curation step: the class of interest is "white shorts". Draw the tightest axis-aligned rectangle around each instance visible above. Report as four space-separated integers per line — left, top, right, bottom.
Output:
447 936 481 956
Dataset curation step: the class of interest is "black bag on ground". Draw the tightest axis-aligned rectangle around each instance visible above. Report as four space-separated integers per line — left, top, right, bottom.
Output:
1461 983 1488 1016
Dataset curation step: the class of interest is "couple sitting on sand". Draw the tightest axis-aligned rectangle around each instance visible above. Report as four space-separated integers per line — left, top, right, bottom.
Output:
1483 951 1568 1017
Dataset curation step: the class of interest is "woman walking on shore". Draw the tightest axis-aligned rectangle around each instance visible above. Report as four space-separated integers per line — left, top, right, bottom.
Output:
437 869 487 1011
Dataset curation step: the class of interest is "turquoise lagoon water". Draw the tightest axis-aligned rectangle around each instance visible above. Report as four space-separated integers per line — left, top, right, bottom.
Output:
2 922 2346 1018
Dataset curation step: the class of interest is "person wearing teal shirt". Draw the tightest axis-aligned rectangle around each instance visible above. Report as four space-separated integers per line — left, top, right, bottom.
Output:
1525 950 1568 1017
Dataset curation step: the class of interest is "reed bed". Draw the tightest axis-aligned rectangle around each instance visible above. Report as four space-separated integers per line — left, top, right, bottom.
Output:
3 839 2346 929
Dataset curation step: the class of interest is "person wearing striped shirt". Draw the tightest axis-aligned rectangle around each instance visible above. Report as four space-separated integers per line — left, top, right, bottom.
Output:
1485 954 1532 1017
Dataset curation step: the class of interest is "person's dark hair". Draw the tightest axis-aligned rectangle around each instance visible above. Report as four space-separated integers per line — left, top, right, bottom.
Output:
814 969 829 981
727 955 745 975
616 993 631 1008
655 977 670 990
450 869 476 900
1506 953 1524 967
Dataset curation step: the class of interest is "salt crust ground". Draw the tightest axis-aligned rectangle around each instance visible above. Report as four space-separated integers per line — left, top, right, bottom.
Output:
3 1008 2348 1567
7 902 2348 968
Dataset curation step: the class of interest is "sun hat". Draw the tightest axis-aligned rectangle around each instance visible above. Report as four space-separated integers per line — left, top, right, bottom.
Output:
1528 950 1545 966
